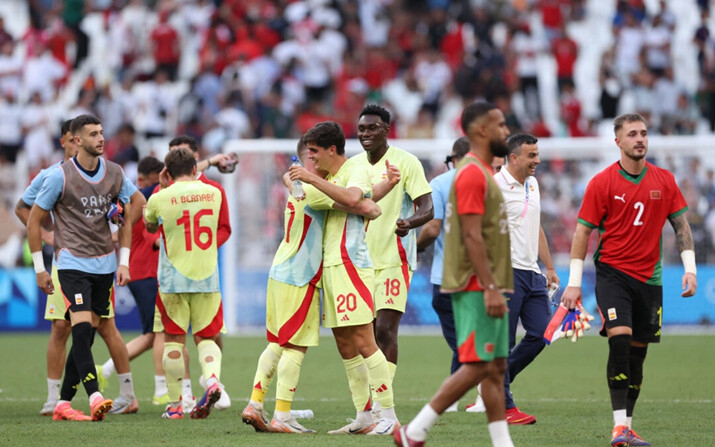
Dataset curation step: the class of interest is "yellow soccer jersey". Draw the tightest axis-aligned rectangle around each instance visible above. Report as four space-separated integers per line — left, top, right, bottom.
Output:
353 146 431 270
145 180 222 293
323 157 373 268
269 184 334 287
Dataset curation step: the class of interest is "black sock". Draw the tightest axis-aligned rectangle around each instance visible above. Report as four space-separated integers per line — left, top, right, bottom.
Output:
70 322 99 397
626 345 647 417
59 346 81 402
607 334 631 411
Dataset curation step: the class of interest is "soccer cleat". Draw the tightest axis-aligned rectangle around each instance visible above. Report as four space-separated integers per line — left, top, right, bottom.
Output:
189 382 221 419
52 402 91 421
628 429 651 446
241 402 272 432
152 393 170 406
182 395 197 413
269 417 317 434
465 395 486 413
367 417 400 435
327 418 375 435
95 365 108 393
108 396 139 414
214 386 231 410
162 403 184 419
393 425 425 447
444 401 458 413
90 396 113 421
40 399 57 416
611 425 630 446
505 407 536 425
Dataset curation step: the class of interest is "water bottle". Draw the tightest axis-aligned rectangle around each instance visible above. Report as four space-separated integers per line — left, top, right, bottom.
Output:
290 409 314 419
291 156 305 199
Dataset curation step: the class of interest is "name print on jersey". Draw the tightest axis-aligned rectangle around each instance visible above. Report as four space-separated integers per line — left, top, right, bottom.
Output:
171 192 216 205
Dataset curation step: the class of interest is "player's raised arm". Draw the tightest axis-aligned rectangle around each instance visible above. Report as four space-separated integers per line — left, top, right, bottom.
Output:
371 159 401 202
561 222 594 309
668 212 697 297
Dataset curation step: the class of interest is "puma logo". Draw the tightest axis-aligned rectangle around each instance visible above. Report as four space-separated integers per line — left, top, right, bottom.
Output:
614 194 626 203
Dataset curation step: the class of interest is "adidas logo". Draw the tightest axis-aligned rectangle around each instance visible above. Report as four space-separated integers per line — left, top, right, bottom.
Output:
385 298 394 304
83 372 96 382
375 384 388 393
341 314 350 321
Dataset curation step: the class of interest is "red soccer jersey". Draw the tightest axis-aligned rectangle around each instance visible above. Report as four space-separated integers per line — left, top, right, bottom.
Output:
198 173 231 247
129 215 161 281
578 161 688 284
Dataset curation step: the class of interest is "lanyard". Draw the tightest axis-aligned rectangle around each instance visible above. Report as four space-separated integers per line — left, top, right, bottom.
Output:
520 180 529 218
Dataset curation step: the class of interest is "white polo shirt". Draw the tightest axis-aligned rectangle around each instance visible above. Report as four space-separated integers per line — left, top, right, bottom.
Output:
494 167 541 273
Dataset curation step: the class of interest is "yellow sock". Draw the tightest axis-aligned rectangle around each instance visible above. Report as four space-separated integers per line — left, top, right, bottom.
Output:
388 361 397 382
250 343 283 404
365 350 394 409
162 342 184 403
275 348 305 412
343 355 371 412
197 340 222 383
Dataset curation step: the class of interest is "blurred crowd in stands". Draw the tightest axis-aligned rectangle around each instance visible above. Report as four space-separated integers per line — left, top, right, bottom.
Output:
1 0 715 267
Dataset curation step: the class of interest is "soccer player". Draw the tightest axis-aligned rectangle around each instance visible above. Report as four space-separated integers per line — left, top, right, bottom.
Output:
487 133 559 424
415 137 470 412
561 113 697 447
151 135 232 410
144 147 225 420
27 114 145 421
353 105 433 392
242 138 382 434
395 101 515 447
289 121 399 435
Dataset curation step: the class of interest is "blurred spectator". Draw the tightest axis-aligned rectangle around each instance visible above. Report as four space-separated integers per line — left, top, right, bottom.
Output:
22 41 66 103
510 23 546 121
539 0 567 43
614 11 645 85
670 93 700 135
0 91 22 164
150 10 180 80
643 14 671 77
559 82 584 137
62 0 89 68
0 16 12 47
693 10 710 81
552 22 578 93
599 46 621 119
21 91 56 171
104 123 139 167
0 40 22 97
652 67 682 132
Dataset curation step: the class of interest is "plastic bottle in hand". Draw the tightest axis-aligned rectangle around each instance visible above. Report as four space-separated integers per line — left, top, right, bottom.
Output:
291 156 305 199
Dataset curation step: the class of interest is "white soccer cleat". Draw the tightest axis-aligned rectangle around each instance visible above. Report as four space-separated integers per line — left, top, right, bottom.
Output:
182 395 197 413
108 396 139 414
327 418 375 434
367 417 400 435
214 385 231 410
465 395 486 413
444 401 459 413
40 399 57 416
269 417 317 434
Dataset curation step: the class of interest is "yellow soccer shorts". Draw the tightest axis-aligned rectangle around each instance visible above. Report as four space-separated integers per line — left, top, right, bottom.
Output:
45 265 115 320
156 290 224 338
322 264 375 328
373 265 413 313
266 278 320 347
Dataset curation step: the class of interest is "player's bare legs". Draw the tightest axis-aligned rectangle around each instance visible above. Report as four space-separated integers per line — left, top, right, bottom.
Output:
374 309 401 364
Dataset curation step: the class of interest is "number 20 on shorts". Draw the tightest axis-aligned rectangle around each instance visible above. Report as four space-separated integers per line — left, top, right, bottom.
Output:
336 293 357 313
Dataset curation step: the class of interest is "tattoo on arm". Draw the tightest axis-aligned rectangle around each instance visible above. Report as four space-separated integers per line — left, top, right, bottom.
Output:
669 213 694 252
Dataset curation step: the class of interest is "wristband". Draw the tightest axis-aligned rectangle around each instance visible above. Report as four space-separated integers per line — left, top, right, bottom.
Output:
119 247 130 267
32 251 45 274
681 250 697 275
567 258 583 287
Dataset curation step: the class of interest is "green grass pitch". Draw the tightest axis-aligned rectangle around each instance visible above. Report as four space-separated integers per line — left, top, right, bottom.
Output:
0 333 713 446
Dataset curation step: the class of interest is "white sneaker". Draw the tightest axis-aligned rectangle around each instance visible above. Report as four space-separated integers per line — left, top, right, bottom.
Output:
465 395 486 413
327 418 375 434
269 417 317 433
367 417 400 435
444 401 459 412
182 395 197 413
40 399 57 416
